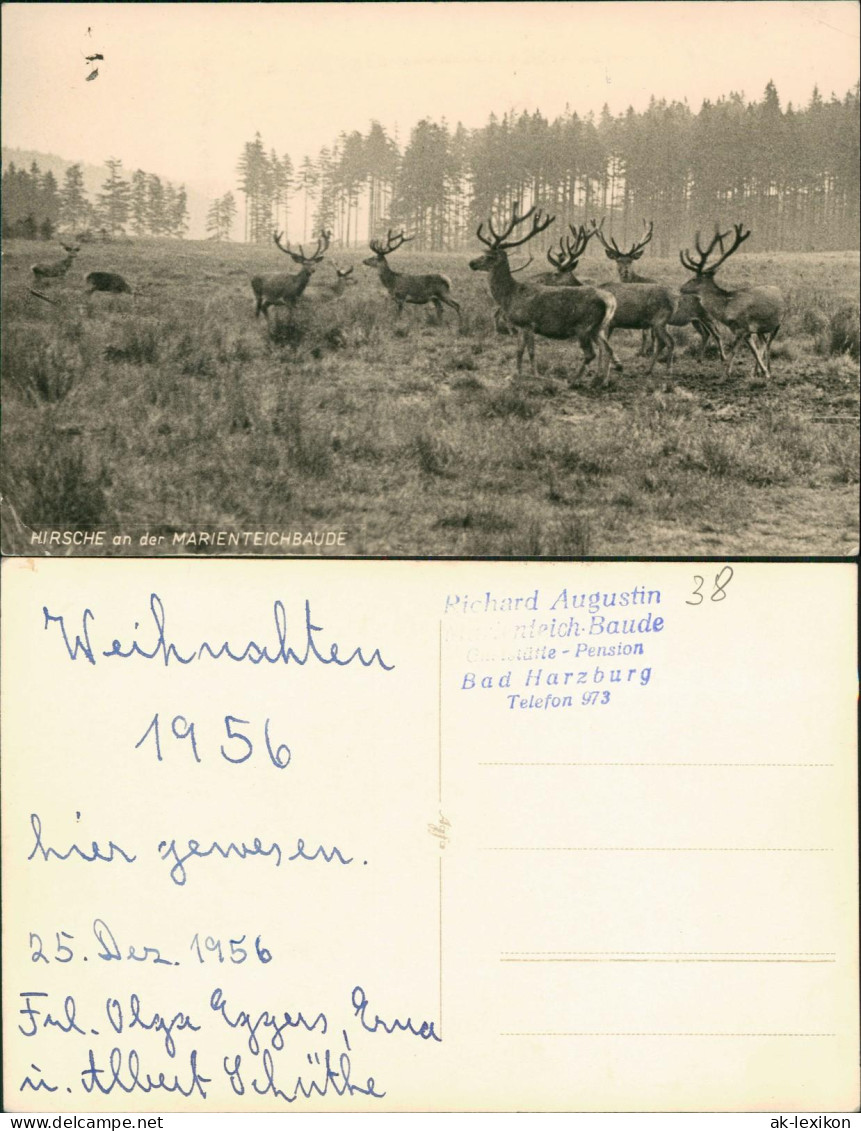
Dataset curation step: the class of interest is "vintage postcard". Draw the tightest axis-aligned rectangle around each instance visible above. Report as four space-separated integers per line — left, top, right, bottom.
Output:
1 2 859 557
2 557 857 1112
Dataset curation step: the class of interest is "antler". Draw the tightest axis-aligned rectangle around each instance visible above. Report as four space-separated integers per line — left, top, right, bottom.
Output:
626 220 654 259
590 216 625 258
565 223 595 266
274 229 330 264
477 202 555 251
510 254 534 275
680 222 749 274
369 229 416 257
546 236 569 271
273 230 292 255
332 261 354 278
546 225 594 274
307 229 331 262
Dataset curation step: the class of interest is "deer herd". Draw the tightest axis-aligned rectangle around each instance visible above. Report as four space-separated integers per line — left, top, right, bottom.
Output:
28 203 785 382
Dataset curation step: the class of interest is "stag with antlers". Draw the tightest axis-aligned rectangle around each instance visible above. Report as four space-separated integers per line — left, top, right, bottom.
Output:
680 224 783 379
363 230 461 324
469 203 618 384
592 219 725 360
557 219 677 374
250 230 331 318
31 243 80 282
309 260 358 300
530 224 599 287
328 262 358 296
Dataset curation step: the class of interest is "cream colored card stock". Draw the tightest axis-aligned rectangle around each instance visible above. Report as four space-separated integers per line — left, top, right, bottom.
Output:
2 559 857 1112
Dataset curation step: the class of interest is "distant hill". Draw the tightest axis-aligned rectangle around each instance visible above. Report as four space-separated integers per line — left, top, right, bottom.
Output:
2 147 212 239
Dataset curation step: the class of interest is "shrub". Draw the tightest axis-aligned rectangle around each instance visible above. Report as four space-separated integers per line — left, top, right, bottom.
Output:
826 305 860 360
411 428 454 477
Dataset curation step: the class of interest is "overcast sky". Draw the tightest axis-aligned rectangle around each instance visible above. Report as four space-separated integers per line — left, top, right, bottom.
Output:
3 1 859 197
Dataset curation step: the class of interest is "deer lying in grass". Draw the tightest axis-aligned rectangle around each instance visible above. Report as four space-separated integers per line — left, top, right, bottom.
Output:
469 203 618 385
329 262 358 295
31 243 79 281
85 271 132 294
592 219 725 360
250 230 330 317
680 223 783 379
310 261 358 300
363 230 461 325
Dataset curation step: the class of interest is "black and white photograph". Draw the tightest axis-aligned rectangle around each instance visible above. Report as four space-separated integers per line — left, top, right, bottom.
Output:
1 1 858 557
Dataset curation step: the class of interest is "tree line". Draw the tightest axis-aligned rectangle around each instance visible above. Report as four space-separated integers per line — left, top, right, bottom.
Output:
226 81 859 255
2 157 189 240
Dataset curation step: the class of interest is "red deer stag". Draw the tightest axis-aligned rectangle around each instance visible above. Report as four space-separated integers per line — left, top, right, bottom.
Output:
531 224 599 287
592 218 725 359
492 254 533 333
362 230 461 325
565 219 677 374
250 230 330 318
680 224 783 379
31 243 79 281
469 203 618 385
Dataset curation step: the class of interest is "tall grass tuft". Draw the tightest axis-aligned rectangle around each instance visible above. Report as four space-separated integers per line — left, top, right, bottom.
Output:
104 320 161 365
21 434 112 526
548 513 594 555
3 331 78 404
273 388 334 478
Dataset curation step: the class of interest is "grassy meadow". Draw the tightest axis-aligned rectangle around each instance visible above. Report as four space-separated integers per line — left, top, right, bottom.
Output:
1 236 858 557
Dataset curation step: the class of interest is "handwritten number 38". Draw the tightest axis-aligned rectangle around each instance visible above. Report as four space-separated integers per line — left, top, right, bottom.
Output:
686 567 734 606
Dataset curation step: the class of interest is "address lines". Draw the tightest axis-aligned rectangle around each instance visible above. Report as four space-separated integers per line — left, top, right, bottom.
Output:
485 769 839 1036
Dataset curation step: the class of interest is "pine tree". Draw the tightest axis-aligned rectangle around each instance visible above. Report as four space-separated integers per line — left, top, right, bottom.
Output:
170 185 189 237
294 156 317 243
206 198 224 240
130 170 149 235
220 191 237 239
279 154 294 238
97 158 131 236
236 132 271 242
40 170 60 238
146 174 167 236
206 192 237 241
338 131 365 246
313 148 336 237
58 164 89 234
